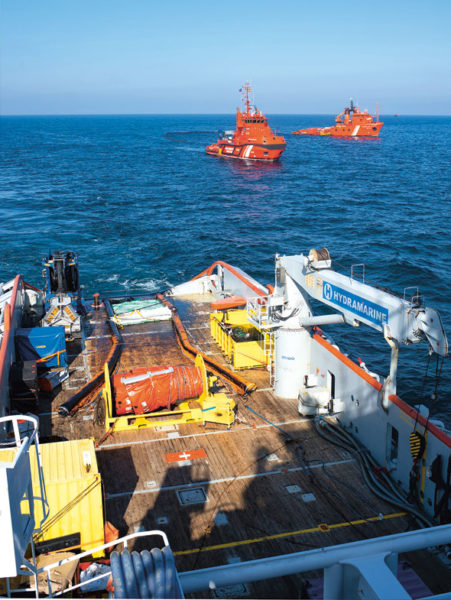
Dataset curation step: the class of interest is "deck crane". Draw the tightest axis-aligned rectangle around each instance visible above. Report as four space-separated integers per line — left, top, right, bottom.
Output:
249 248 448 406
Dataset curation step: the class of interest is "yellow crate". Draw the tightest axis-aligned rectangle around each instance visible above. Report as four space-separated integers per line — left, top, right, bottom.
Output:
232 340 266 369
27 439 105 557
210 310 268 369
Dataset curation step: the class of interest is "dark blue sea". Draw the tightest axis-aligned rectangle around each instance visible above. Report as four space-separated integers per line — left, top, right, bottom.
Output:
0 114 450 423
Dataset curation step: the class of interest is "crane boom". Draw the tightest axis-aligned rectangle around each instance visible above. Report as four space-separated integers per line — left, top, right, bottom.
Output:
276 249 447 357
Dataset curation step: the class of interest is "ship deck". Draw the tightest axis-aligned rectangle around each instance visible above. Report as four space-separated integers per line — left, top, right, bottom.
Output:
38 292 449 598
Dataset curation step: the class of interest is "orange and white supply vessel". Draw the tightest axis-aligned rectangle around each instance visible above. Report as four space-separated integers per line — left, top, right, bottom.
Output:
293 99 383 137
206 83 286 161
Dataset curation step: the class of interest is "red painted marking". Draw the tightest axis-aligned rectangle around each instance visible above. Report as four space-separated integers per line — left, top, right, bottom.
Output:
0 276 22 393
389 394 451 449
165 448 207 463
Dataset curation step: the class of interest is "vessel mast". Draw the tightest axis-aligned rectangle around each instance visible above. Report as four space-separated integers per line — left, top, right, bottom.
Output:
241 82 252 115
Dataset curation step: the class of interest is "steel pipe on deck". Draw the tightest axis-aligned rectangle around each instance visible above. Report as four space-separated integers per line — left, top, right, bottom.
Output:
179 524 451 594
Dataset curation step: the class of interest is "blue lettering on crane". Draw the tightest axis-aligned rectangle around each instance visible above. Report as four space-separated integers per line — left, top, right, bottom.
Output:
323 282 388 326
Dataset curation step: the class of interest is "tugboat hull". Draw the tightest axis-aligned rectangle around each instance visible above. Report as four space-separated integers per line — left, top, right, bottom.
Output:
206 142 285 161
207 82 286 161
293 121 383 137
293 100 383 137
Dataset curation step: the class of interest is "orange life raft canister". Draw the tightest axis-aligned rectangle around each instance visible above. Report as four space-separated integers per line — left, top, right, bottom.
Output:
113 365 203 416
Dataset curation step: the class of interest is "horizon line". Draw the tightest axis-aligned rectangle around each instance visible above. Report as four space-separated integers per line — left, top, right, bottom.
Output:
1 112 451 118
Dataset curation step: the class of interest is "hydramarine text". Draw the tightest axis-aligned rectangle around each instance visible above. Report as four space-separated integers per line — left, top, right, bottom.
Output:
323 282 388 326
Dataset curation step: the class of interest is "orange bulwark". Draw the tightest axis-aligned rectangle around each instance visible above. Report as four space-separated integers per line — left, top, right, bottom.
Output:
293 99 383 137
206 82 286 161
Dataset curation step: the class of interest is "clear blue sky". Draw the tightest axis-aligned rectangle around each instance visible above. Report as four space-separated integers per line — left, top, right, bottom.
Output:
1 0 450 115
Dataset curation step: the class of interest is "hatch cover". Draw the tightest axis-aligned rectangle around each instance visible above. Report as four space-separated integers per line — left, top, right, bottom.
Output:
176 487 208 506
285 484 302 494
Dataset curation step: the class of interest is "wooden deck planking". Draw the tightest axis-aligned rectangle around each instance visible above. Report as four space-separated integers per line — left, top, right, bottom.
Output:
37 292 445 597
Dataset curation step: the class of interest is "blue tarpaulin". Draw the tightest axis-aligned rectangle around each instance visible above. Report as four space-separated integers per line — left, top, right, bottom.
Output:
15 327 67 368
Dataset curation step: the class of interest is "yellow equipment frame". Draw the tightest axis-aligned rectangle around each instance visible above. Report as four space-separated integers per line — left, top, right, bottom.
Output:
101 354 235 432
210 309 270 369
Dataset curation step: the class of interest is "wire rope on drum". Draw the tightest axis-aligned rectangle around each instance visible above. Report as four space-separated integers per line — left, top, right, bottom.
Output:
110 547 183 599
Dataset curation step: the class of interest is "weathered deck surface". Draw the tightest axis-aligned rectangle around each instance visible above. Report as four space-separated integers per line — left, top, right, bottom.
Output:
39 293 450 598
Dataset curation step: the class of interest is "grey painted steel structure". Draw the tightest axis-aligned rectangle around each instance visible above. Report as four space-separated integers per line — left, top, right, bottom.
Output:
179 524 451 599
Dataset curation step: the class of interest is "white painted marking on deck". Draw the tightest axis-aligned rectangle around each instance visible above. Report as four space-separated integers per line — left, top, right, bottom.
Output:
81 337 92 381
86 328 170 340
105 457 355 499
97 418 308 450
155 425 179 432
266 453 280 462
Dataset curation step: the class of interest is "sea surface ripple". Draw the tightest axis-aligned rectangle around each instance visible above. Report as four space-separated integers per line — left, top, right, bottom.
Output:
0 114 450 422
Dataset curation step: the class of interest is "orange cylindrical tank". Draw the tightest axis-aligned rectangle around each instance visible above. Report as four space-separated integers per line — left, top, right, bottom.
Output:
113 365 203 416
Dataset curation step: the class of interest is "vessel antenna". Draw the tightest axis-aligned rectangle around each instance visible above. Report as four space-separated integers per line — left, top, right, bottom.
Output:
242 82 252 114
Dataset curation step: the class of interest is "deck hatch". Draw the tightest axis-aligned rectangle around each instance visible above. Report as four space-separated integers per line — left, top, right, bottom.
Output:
176 487 208 506
214 512 229 526
302 493 316 502
285 484 302 494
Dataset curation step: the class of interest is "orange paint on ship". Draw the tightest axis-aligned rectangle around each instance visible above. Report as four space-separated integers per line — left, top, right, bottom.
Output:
206 82 286 161
293 100 383 137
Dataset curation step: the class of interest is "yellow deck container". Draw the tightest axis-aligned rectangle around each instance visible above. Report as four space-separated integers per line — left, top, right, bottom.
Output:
28 439 105 557
210 309 268 369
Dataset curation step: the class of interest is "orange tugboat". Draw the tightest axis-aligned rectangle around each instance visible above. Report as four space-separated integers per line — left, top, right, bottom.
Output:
206 83 286 161
293 99 383 137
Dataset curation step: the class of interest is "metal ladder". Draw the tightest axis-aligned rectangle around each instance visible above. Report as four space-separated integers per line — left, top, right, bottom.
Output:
263 330 275 387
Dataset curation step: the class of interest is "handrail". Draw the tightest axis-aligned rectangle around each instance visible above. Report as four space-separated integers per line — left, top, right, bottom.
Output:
0 415 49 539
0 277 22 408
179 523 451 593
191 260 267 298
20 530 170 598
